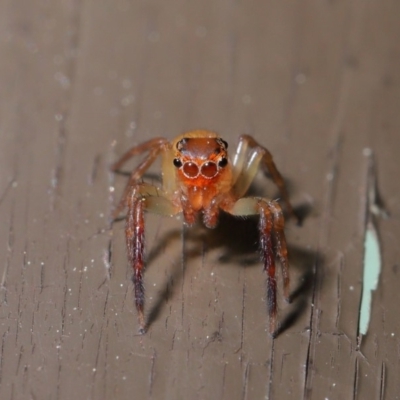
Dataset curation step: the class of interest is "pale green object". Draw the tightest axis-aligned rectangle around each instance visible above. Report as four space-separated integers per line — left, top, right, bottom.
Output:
359 222 381 335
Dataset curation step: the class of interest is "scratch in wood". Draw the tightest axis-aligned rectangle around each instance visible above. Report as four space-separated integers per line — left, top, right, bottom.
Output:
121 282 129 314
335 253 344 329
15 295 22 343
77 262 84 310
330 351 335 368
374 334 379 359
241 361 250 400
221 362 227 399
235 278 246 356
88 154 101 186
164 312 169 330
102 332 109 396
21 245 28 295
352 357 359 400
15 345 23 376
336 332 341 354
39 261 45 295
201 329 222 357
80 329 87 351
266 339 275 400
363 149 389 221
106 238 113 277
302 257 321 400
149 349 157 397
30 298 36 346
102 290 110 319
186 318 191 343
61 256 68 336
0 330 9 386
379 361 386 400
56 364 62 400
170 329 177 351
92 290 109 389
1 209 15 305
0 267 9 305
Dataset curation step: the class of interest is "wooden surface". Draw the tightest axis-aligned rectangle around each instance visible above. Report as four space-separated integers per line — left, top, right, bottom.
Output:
1 0 399 399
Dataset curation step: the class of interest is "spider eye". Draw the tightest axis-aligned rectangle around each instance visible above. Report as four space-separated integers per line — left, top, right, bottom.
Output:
217 138 228 149
176 138 188 151
183 162 199 178
218 157 228 168
173 158 182 168
201 162 218 178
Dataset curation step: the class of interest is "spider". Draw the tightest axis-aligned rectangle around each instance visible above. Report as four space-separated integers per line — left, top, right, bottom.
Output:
112 129 297 335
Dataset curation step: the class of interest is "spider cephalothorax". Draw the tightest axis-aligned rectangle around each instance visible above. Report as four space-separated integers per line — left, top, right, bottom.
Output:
112 129 297 336
173 133 230 183
174 140 227 178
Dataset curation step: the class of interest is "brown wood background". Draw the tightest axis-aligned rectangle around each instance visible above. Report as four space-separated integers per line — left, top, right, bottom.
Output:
1 0 399 399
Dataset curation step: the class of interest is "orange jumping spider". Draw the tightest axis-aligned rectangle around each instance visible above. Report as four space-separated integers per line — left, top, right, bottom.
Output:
112 130 297 335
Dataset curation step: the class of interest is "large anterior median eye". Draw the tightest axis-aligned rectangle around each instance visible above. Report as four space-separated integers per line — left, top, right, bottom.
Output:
201 161 218 178
183 162 199 177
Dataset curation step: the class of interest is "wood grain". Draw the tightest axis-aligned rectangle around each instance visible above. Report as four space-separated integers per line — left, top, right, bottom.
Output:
1 0 399 399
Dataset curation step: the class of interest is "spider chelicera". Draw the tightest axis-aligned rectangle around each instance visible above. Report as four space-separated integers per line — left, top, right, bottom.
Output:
112 129 297 335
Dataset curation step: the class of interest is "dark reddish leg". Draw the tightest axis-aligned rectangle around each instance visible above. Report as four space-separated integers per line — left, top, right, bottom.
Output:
111 137 168 172
112 138 168 219
269 201 290 300
126 194 146 333
258 202 277 334
223 196 291 335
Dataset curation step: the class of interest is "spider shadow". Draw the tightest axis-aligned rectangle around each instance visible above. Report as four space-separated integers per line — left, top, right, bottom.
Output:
144 209 318 336
143 215 263 331
272 246 318 337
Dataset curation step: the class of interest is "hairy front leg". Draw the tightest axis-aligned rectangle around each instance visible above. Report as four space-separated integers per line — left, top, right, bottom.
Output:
124 184 181 333
126 195 146 333
224 197 290 334
111 137 168 172
267 201 290 299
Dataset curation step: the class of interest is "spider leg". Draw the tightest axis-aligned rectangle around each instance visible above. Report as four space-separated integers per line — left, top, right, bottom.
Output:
112 138 169 219
223 197 290 334
125 183 181 333
111 137 168 172
232 135 298 223
126 192 146 332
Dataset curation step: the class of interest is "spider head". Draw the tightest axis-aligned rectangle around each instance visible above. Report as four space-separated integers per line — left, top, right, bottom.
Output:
172 134 230 184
